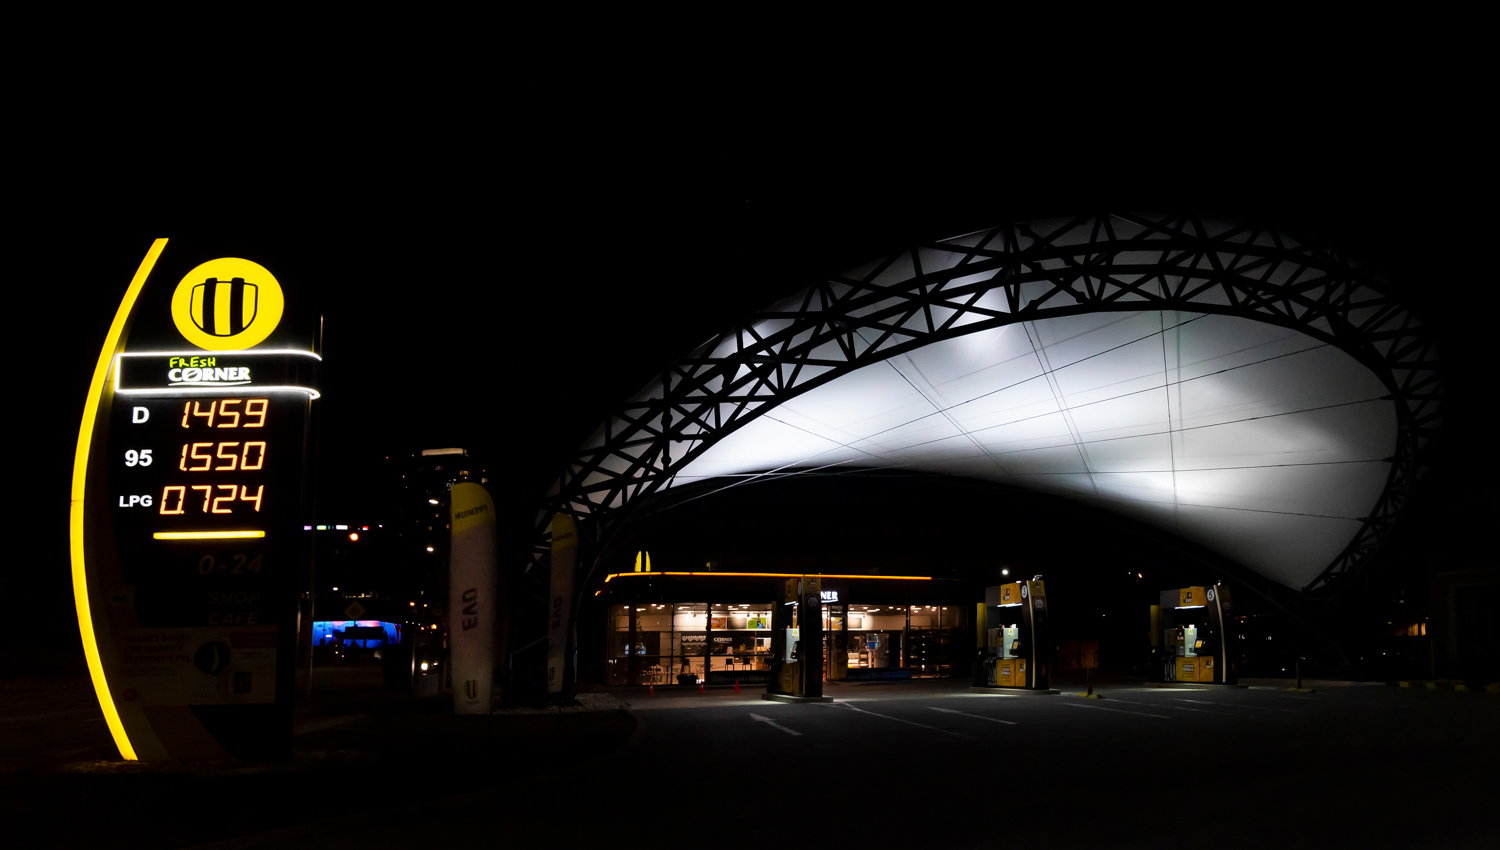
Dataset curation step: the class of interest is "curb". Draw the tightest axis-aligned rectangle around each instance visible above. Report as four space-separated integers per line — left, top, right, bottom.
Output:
759 693 834 704
292 714 373 739
968 687 1061 696
1392 681 1500 692
1142 682 1248 689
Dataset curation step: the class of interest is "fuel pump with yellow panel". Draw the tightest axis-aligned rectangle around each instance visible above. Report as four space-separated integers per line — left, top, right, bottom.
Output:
1149 584 1236 684
768 576 823 698
977 579 1051 690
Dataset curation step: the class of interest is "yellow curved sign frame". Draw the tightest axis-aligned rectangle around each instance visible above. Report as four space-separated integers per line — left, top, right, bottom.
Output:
70 238 167 760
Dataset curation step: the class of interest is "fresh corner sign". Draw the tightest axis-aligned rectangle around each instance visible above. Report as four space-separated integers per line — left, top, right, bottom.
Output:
72 240 319 762
166 356 251 385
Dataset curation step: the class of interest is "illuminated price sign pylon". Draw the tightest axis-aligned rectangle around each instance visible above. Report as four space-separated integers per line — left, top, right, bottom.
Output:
72 241 321 761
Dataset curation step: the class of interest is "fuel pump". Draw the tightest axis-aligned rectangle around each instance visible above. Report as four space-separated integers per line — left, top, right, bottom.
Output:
1149 584 1236 684
977 578 1051 690
767 576 824 699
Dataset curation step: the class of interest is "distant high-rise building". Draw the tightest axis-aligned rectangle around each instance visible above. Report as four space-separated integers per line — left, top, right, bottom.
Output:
310 448 487 632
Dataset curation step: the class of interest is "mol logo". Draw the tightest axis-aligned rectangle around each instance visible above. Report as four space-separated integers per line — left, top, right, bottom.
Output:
171 258 285 350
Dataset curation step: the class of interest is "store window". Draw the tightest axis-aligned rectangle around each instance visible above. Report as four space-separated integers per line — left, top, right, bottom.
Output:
610 598 963 684
672 603 707 684
710 603 773 678
908 605 960 677
607 603 674 685
845 605 908 671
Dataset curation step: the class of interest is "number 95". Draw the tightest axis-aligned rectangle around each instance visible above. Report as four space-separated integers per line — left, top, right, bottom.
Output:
124 449 153 467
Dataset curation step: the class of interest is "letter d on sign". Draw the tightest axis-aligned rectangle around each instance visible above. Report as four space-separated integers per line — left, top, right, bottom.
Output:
132 407 150 423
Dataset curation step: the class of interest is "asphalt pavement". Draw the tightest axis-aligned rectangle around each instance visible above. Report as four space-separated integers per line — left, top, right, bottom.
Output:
3 671 1496 849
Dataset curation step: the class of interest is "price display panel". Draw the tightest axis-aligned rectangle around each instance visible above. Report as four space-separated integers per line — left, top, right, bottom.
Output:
109 394 308 626
75 240 319 762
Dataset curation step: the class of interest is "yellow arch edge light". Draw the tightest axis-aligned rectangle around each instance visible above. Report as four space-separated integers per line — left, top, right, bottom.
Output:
71 238 168 761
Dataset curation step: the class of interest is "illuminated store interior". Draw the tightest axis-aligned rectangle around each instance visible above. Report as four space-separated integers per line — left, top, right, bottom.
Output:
601 576 967 685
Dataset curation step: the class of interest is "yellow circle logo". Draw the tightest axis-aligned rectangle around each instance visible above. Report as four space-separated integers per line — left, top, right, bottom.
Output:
170 258 285 350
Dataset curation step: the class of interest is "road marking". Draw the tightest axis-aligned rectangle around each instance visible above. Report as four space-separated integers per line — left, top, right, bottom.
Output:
823 701 972 738
928 706 1017 725
749 713 803 736
1062 702 1169 719
1175 698 1298 713
1095 696 1253 717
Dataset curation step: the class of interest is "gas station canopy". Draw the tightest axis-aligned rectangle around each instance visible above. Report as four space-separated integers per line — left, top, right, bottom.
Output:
674 310 1392 590
547 214 1441 595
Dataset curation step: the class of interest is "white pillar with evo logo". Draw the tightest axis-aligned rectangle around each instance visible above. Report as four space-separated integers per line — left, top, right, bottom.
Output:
547 513 577 695
449 482 497 714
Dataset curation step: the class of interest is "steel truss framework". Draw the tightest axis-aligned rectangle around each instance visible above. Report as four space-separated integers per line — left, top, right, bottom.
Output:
536 212 1442 614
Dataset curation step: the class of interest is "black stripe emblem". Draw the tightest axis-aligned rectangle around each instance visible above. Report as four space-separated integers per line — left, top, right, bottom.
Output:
191 277 259 336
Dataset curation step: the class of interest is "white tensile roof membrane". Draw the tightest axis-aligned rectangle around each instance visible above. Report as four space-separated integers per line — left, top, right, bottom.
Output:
669 310 1396 590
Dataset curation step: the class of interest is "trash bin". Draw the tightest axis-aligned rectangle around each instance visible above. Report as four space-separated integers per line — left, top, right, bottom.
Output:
974 649 995 687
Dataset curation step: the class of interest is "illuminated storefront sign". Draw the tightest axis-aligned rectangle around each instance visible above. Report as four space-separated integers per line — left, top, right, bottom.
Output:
72 239 319 761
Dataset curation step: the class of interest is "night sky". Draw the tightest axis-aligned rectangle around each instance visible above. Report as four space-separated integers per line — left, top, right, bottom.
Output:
13 81 1489 657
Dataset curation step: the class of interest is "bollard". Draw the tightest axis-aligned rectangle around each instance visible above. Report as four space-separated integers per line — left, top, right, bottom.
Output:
699 680 705 694
734 679 740 693
1087 666 1094 697
649 683 654 695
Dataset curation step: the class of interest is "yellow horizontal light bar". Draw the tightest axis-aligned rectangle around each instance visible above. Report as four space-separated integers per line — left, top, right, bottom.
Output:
153 530 266 540
604 571 933 582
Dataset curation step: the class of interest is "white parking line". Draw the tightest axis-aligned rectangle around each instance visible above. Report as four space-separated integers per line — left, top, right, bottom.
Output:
1061 702 1169 719
822 701 972 738
928 706 1017 726
749 713 803 736
1100 697 1257 717
1175 698 1298 713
